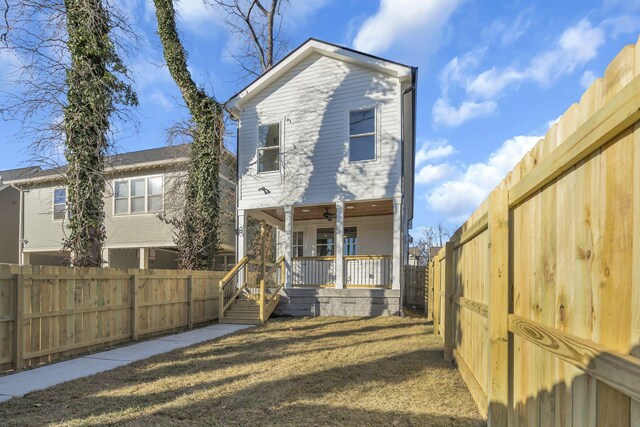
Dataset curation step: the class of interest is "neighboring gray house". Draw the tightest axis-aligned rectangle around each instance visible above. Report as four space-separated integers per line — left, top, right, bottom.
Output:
226 39 417 316
6 145 236 269
0 167 41 264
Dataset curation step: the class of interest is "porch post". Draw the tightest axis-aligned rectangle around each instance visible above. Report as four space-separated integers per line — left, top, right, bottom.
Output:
102 248 110 268
20 251 30 266
139 248 149 270
284 205 293 288
237 209 247 286
392 197 402 290
335 200 344 289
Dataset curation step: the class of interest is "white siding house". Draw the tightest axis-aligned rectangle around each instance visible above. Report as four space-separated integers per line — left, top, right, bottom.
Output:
7 145 236 269
227 39 416 316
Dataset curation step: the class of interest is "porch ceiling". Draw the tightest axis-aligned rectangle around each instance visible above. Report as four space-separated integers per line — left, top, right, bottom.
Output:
261 200 393 222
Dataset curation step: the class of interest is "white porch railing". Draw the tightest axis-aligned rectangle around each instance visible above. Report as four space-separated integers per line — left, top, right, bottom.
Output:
344 255 392 288
291 255 392 288
292 256 335 287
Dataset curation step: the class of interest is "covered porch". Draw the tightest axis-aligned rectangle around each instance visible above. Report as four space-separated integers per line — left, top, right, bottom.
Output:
237 198 402 291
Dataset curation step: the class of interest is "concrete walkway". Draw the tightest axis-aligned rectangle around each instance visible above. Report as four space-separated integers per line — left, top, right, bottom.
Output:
0 323 254 403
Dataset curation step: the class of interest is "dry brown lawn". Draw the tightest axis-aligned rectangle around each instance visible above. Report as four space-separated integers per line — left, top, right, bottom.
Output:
0 316 484 426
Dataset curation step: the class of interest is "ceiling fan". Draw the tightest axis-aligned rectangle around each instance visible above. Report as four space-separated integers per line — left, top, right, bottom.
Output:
323 208 333 222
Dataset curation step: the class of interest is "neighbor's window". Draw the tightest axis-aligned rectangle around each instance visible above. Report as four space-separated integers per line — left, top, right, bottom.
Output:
293 231 304 257
258 123 280 172
316 228 335 256
349 108 376 161
53 188 66 220
147 176 163 213
344 227 357 255
114 175 164 215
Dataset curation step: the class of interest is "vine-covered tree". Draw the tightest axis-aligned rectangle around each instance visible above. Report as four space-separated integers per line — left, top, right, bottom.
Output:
63 0 137 266
211 0 288 261
1 0 137 267
153 0 224 270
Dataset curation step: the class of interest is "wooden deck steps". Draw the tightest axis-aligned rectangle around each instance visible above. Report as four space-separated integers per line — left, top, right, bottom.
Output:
219 297 262 325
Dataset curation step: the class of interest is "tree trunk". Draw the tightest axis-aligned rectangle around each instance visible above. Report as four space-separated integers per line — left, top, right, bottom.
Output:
153 0 224 270
63 0 114 266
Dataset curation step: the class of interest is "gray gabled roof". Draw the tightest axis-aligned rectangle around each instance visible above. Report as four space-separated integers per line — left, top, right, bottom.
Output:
0 166 42 191
21 144 193 182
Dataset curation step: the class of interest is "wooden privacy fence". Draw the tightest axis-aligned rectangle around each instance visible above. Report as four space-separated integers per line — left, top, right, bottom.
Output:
403 265 427 310
0 263 224 374
428 38 640 426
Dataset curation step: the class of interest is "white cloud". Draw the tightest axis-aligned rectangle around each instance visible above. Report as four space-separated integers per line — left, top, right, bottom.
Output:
415 140 456 167
467 19 605 97
426 135 541 220
432 18 608 127
148 90 175 110
432 98 496 127
483 12 533 46
415 163 457 185
176 0 223 28
286 0 331 28
580 70 598 89
352 0 463 54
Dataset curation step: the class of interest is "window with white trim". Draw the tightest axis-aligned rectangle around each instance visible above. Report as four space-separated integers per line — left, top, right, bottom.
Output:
258 123 280 172
113 175 164 215
53 188 66 220
316 228 335 256
293 231 304 257
349 108 376 161
344 227 357 255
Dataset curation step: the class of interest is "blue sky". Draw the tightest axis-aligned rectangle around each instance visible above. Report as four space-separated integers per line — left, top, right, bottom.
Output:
1 0 639 236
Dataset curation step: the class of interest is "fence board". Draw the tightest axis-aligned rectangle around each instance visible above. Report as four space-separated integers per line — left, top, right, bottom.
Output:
0 265 223 374
427 39 640 426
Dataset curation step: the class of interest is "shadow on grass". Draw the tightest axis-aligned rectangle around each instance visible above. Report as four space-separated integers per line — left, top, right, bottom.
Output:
0 317 482 427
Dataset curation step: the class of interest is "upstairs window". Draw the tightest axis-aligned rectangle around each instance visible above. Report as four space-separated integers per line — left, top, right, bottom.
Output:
53 188 66 220
114 175 164 215
258 123 280 173
349 108 376 161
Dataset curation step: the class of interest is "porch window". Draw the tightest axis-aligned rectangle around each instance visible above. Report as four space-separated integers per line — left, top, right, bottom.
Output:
258 123 280 172
293 231 304 257
316 228 334 256
344 227 357 255
349 108 376 161
53 188 66 220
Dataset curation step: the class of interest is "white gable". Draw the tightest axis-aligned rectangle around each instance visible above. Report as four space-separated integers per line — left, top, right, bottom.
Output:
226 38 413 116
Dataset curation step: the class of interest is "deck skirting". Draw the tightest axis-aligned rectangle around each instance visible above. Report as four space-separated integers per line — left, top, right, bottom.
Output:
274 288 400 317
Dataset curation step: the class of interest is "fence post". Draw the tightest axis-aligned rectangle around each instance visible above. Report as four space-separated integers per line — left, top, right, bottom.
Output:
487 184 509 426
131 274 138 341
13 273 24 372
433 256 440 336
424 264 430 318
259 279 265 323
443 242 455 363
219 280 224 320
187 275 194 329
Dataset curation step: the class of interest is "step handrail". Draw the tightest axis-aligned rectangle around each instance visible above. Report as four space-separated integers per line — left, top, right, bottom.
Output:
220 256 250 286
219 256 250 319
260 256 286 322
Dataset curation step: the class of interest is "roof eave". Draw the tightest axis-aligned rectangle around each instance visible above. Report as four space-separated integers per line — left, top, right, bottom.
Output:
226 38 414 113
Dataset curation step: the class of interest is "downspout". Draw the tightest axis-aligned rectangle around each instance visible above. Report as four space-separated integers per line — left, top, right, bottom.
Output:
11 183 25 265
225 105 241 263
399 67 418 317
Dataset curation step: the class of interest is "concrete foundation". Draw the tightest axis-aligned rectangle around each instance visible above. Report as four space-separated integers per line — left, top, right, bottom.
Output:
274 288 400 317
